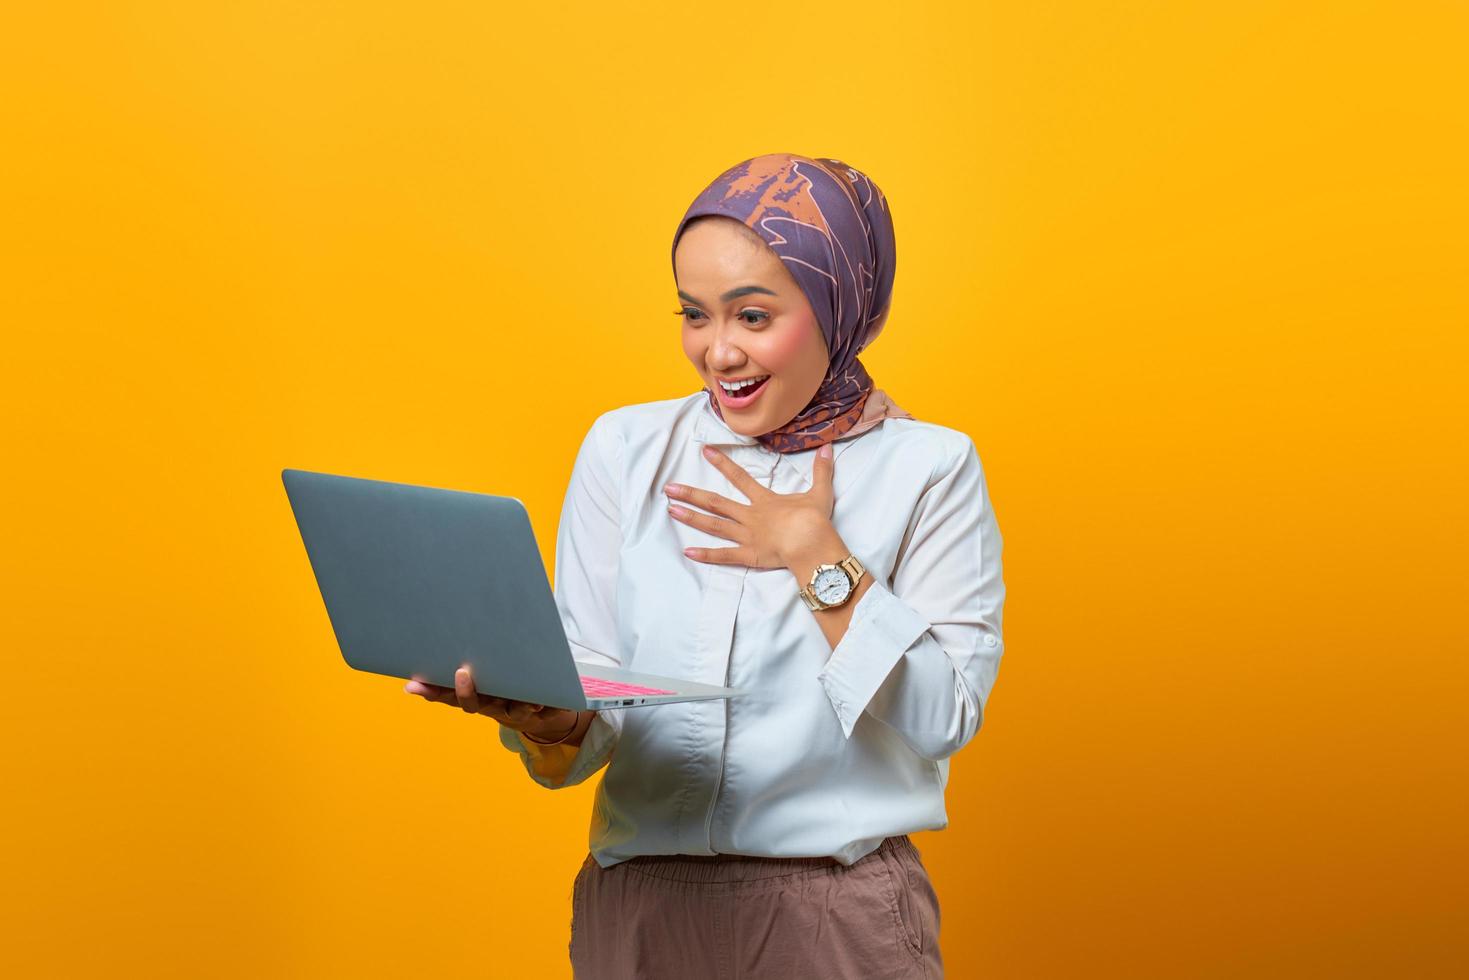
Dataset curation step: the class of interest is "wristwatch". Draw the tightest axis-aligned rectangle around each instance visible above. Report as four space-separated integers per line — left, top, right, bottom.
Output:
798 553 866 611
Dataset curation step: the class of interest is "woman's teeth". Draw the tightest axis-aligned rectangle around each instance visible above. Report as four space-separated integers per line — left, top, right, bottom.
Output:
719 375 770 394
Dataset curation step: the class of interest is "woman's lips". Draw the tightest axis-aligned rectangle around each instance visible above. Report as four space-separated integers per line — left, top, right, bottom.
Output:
714 376 771 409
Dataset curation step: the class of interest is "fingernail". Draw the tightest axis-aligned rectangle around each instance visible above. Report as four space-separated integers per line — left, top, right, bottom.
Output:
702 446 716 459
820 444 832 458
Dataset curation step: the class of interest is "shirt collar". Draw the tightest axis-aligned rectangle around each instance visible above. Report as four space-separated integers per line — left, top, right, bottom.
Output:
689 390 863 486
691 391 763 449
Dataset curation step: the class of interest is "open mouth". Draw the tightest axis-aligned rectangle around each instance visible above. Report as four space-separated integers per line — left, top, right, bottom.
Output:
716 375 771 407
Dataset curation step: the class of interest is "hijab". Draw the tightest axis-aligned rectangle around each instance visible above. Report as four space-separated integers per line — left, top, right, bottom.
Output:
671 152 915 454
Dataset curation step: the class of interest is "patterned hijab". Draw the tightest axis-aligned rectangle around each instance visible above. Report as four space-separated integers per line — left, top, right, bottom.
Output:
671 152 914 454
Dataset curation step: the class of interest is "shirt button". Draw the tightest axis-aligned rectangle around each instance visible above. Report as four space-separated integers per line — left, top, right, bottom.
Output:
983 634 999 647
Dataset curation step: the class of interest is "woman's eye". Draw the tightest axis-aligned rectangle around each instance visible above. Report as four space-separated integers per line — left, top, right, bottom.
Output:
674 308 766 325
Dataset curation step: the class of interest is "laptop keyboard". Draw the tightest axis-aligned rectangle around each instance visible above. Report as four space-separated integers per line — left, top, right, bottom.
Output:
581 677 676 698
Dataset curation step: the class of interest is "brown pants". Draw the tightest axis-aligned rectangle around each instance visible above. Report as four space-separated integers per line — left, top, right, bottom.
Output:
569 836 943 979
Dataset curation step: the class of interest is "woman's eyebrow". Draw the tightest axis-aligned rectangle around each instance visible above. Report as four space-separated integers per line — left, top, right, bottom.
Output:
678 284 777 305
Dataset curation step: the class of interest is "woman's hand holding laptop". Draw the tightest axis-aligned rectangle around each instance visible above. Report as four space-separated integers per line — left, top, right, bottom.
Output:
405 664 586 741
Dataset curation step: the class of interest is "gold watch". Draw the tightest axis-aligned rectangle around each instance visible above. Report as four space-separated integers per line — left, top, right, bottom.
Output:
798 554 866 611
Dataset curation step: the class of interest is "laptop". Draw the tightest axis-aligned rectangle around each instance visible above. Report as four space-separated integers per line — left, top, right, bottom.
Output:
281 468 746 711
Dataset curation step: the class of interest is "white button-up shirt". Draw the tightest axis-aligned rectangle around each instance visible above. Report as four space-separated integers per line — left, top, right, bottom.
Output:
499 391 1006 867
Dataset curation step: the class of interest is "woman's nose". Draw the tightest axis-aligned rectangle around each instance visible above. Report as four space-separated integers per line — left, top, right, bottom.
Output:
707 343 745 369
710 355 748 373
704 320 752 368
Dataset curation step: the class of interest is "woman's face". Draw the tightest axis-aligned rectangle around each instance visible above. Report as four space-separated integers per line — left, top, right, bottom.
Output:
674 217 829 438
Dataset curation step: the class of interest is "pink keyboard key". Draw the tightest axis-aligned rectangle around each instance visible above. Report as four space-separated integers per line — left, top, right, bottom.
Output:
581 677 676 697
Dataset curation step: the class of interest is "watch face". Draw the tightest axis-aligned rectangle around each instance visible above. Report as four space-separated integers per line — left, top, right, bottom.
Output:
812 567 852 605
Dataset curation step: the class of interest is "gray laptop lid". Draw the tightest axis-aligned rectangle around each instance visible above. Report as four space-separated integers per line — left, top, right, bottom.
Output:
281 468 589 709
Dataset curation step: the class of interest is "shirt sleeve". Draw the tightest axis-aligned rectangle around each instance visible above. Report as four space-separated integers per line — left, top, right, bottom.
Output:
814 435 1005 760
498 411 626 789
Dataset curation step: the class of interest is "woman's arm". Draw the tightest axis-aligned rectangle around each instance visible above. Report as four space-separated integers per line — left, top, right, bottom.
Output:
405 671 595 746
786 526 878 651
811 435 1006 761
500 412 627 789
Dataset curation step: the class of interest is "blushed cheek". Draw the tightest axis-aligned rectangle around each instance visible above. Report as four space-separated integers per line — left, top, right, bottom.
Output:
762 319 823 376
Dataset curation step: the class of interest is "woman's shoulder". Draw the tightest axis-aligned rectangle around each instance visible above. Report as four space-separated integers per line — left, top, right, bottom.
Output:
577 394 706 470
864 415 978 475
594 392 702 429
588 392 703 444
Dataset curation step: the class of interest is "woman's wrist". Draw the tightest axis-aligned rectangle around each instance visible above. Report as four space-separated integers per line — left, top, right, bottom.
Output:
784 522 849 584
522 710 592 746
776 516 842 572
521 710 580 744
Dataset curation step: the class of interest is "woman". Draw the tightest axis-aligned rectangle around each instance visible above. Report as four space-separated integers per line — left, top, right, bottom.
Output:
406 153 1005 979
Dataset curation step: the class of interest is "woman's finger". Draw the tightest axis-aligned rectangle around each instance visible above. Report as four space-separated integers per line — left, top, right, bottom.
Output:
503 700 539 726
454 666 481 713
683 545 749 566
492 699 540 723
809 444 836 515
405 680 455 704
478 696 515 722
665 482 750 519
406 679 559 727
667 504 745 542
698 446 771 501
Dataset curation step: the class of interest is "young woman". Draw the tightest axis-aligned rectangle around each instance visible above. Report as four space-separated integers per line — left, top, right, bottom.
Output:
405 153 1006 979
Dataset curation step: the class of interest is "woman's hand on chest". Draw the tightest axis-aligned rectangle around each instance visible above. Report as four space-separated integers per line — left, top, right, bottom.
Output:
663 444 835 571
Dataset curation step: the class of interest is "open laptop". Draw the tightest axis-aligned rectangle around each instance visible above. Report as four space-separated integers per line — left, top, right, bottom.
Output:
281 468 746 711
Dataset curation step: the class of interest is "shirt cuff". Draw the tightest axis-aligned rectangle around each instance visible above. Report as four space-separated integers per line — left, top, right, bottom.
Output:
497 713 618 789
814 580 933 738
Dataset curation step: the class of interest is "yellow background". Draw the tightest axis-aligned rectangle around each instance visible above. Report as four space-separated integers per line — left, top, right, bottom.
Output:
3 2 1465 977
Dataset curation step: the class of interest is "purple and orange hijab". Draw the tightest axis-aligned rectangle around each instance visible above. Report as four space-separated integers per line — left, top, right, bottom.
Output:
671 153 914 455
